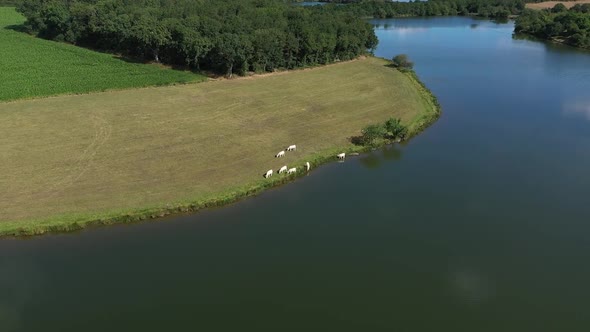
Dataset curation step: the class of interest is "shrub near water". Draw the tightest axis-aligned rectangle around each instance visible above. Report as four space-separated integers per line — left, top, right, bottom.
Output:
360 124 387 147
0 7 203 101
391 54 414 71
360 117 409 147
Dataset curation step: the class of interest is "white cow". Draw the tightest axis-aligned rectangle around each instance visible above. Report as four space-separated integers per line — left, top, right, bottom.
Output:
286 145 297 151
305 162 310 171
275 151 285 158
287 167 297 175
278 165 288 174
337 153 346 159
264 169 273 178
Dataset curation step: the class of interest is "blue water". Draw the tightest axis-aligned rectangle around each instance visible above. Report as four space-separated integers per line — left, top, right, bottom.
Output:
295 1 327 6
2 16 590 332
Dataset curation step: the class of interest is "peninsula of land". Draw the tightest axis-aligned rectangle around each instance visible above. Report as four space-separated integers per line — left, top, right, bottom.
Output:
0 54 439 236
0 4 439 236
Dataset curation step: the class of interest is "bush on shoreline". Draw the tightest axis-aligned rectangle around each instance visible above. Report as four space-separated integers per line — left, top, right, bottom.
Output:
391 54 414 71
359 117 408 147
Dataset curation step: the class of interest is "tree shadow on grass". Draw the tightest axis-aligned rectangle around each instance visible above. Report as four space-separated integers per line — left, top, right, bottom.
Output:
112 55 203 74
384 63 414 73
4 23 203 75
349 135 364 146
4 24 28 33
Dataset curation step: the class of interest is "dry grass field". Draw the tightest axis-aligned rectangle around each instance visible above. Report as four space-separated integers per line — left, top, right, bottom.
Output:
0 57 437 235
526 0 590 9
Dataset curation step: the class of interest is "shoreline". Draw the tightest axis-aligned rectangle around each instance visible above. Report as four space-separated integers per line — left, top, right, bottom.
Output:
517 33 590 52
0 66 441 238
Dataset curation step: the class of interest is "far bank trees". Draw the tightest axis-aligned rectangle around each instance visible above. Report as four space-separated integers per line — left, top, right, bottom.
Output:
515 4 590 49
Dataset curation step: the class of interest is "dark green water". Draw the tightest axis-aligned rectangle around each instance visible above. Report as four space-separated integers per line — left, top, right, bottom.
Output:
2 17 590 331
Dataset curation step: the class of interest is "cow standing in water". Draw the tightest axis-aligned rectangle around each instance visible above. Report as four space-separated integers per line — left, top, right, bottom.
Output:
305 162 310 171
337 153 346 160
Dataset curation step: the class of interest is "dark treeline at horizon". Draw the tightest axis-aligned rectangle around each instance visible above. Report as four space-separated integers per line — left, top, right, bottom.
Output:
12 0 590 76
319 0 528 20
16 0 377 76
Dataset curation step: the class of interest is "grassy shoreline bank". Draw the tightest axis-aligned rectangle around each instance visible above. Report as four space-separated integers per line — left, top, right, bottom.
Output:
0 59 440 237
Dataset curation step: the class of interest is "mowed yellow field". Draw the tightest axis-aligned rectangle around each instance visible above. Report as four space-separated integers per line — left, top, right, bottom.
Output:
0 57 435 232
526 0 590 9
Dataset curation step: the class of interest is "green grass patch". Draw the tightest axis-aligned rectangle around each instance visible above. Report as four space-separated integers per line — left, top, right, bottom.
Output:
0 56 440 237
0 7 204 101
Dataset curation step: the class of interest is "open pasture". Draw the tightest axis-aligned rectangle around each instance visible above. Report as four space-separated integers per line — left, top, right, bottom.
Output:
0 7 203 102
0 57 436 234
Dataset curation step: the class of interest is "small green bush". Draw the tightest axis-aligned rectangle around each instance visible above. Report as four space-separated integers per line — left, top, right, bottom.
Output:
359 117 408 147
391 54 414 70
385 117 408 140
361 124 387 146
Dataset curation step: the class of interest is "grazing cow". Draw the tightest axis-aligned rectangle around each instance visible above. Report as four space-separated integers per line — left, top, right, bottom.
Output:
275 151 285 158
287 145 296 151
264 169 273 178
278 165 288 174
337 153 346 159
305 162 310 171
287 167 297 174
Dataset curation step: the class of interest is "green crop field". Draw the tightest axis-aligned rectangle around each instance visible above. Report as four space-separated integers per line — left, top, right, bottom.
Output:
0 7 204 101
0 57 439 236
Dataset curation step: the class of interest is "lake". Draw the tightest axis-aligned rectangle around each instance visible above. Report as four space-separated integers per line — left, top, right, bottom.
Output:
2 17 590 331
296 1 327 6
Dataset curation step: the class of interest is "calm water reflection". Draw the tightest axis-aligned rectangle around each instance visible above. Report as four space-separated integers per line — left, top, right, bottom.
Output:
1 17 590 332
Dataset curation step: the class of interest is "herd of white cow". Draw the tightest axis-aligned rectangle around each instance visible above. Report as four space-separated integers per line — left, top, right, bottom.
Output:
263 144 346 179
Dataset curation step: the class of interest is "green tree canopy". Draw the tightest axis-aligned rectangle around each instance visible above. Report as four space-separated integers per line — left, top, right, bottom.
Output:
384 117 408 140
16 0 378 75
361 124 387 147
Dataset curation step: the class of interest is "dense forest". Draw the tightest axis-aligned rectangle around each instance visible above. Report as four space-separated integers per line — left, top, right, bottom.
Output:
15 0 377 76
304 0 528 20
515 4 590 49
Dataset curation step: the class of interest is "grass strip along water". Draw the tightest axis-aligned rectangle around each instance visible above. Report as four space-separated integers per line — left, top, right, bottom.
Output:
0 57 440 237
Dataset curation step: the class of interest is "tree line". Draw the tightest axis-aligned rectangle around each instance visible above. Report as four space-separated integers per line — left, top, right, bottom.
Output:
16 0 378 76
303 0 590 50
0 0 21 6
515 3 590 49
306 0 529 20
